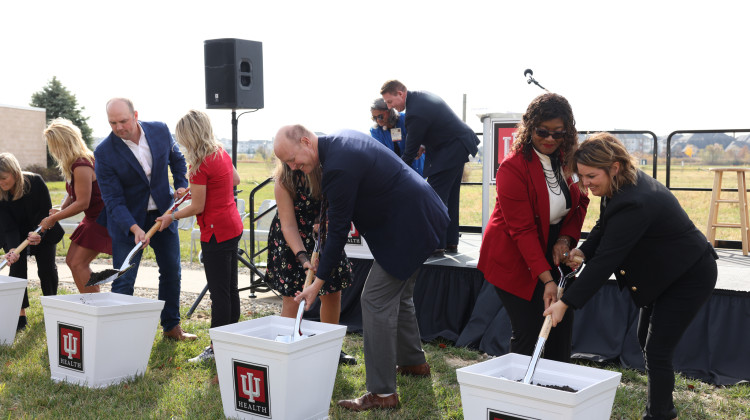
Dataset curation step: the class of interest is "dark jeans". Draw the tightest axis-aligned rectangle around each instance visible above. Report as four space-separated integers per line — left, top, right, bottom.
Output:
201 233 241 329
639 246 717 420
427 163 464 248
11 241 59 309
111 211 182 331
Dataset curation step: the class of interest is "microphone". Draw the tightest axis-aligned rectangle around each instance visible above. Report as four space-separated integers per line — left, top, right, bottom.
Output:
524 69 533 77
523 68 549 92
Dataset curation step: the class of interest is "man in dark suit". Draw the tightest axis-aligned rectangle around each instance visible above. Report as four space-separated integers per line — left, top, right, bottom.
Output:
95 98 196 341
275 125 449 411
381 80 480 255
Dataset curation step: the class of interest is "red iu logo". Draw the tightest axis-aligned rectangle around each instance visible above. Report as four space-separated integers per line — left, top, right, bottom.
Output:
346 223 361 245
233 360 271 417
58 323 84 372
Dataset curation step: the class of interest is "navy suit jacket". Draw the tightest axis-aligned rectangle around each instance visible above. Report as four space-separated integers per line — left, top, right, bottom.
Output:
316 130 449 281
402 90 480 177
94 121 188 242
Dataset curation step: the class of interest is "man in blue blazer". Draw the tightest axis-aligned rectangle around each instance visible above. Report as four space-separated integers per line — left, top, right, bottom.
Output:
381 80 480 255
95 98 196 341
275 125 449 411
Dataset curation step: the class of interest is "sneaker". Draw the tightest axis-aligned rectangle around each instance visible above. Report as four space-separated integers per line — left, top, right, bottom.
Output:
188 346 214 363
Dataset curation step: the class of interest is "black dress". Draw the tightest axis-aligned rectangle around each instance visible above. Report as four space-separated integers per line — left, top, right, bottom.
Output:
266 171 351 297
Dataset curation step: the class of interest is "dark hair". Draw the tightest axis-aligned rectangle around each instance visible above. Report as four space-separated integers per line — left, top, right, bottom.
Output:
380 79 406 95
513 93 578 175
370 98 399 128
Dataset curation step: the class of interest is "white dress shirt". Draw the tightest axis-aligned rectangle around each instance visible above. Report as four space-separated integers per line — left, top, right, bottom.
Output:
120 123 158 211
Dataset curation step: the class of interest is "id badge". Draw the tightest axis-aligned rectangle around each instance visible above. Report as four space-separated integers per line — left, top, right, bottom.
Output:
390 128 402 142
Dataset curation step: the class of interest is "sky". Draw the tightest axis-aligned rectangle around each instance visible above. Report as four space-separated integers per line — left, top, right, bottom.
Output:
3 0 750 143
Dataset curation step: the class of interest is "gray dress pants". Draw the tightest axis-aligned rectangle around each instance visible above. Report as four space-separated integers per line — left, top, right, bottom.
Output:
361 260 426 394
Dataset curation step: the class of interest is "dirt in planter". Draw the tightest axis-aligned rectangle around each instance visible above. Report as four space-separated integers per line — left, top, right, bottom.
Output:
535 383 577 392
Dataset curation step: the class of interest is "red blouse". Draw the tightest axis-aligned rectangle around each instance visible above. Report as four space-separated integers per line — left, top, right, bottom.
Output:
190 149 243 243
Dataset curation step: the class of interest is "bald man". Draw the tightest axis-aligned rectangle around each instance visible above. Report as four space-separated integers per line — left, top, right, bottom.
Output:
275 124 448 411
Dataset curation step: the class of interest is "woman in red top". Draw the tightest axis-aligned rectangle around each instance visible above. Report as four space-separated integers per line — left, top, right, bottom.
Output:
157 109 242 364
41 118 112 293
477 93 589 362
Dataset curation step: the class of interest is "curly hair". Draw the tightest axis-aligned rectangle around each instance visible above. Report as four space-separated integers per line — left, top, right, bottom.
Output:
573 132 638 196
512 93 578 175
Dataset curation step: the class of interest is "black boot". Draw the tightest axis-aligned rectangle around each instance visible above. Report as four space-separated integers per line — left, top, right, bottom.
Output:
339 350 356 365
17 315 27 331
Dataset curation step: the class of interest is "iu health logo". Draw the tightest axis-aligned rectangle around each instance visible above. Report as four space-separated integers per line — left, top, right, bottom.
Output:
57 323 83 372
233 360 271 417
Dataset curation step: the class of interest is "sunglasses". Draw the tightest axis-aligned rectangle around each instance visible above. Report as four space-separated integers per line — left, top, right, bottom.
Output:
535 127 566 140
371 114 385 121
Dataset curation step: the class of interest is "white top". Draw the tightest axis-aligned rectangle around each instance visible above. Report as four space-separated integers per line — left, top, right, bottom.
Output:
534 148 569 225
120 123 158 211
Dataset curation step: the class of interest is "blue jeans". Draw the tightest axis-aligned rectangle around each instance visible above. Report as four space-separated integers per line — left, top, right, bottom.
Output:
111 212 182 331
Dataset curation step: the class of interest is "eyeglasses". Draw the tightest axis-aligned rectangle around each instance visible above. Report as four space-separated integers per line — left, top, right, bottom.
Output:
535 127 566 140
371 114 385 121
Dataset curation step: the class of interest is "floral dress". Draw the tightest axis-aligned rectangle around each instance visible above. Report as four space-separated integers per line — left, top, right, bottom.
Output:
266 171 352 296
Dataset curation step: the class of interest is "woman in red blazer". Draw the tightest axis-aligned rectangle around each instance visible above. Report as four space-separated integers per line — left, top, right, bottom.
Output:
477 93 589 362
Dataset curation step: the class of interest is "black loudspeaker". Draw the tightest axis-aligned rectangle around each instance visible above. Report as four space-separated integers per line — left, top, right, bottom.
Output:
204 38 264 109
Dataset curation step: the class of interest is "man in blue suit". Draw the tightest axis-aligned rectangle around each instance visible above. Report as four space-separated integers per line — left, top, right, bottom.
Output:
95 98 196 341
275 125 449 411
381 80 480 255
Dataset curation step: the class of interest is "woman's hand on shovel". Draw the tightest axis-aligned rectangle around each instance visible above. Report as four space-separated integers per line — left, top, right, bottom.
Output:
3 249 19 265
294 278 324 310
544 300 569 327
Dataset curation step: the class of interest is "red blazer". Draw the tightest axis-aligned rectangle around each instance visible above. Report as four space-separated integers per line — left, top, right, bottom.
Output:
477 149 589 301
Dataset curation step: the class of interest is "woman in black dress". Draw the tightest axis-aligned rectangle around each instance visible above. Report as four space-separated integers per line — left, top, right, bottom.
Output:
266 161 354 364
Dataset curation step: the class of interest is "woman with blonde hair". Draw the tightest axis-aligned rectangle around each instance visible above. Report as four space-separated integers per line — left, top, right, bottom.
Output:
0 152 64 330
545 132 718 420
265 158 355 365
156 109 243 364
41 118 111 293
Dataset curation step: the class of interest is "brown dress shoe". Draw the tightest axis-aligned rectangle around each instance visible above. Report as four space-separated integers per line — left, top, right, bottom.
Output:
163 325 198 341
396 362 431 377
337 392 399 411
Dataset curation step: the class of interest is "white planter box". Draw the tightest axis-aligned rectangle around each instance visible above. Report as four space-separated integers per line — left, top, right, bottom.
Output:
210 315 347 420
0 274 27 345
457 353 621 420
40 292 164 388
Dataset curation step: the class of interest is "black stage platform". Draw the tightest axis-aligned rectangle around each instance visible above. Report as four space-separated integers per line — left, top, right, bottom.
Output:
305 233 750 386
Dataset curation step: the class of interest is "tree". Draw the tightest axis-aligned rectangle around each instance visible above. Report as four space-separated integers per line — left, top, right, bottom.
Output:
30 77 94 165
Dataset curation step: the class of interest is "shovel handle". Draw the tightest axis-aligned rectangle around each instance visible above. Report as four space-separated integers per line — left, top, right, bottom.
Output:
0 226 43 269
143 189 192 241
539 314 553 340
303 251 319 288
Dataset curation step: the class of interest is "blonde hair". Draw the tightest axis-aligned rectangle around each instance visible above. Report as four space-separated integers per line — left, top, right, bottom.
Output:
175 110 222 177
574 132 638 196
44 118 95 182
273 158 322 200
0 153 29 201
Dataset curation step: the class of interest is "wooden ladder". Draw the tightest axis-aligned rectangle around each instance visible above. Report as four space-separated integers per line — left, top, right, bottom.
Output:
706 168 750 256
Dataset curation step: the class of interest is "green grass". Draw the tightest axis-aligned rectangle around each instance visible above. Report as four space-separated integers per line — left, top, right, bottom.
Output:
2 286 748 419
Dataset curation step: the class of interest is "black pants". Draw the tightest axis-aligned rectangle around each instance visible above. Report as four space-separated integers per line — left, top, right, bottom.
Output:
494 222 574 362
495 281 575 362
427 163 464 248
201 233 241 329
638 246 717 420
10 242 59 309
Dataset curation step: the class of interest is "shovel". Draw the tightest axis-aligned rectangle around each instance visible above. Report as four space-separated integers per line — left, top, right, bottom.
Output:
86 189 191 287
0 226 43 271
275 230 321 343
522 257 584 385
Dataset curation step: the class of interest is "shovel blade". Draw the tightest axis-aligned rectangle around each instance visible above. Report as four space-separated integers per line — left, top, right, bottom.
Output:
522 336 547 384
87 264 134 287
